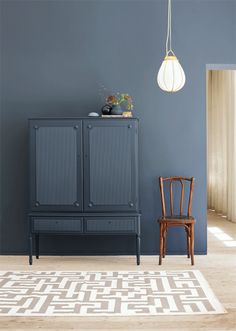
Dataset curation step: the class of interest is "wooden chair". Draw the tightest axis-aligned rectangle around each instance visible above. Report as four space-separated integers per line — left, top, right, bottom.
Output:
158 176 195 265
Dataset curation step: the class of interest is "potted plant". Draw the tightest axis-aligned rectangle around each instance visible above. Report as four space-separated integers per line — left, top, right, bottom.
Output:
104 93 134 115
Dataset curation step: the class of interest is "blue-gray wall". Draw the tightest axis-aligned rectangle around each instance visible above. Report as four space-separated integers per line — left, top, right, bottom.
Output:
0 0 235 255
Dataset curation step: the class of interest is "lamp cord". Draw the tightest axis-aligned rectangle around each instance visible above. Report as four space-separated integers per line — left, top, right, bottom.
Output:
165 0 175 56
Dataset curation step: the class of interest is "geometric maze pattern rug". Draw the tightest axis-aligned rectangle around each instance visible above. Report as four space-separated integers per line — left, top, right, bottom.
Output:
0 270 226 316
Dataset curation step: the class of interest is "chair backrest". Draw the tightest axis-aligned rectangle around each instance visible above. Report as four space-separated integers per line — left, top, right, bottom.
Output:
159 176 195 217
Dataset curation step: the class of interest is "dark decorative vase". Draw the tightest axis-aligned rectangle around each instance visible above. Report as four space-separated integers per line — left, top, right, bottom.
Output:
111 105 123 115
101 104 112 115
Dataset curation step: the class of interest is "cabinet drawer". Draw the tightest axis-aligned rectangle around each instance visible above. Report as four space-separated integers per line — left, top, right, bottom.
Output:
85 217 137 233
32 218 83 233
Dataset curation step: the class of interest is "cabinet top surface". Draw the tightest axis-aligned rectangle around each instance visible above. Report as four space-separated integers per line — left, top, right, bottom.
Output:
28 117 139 121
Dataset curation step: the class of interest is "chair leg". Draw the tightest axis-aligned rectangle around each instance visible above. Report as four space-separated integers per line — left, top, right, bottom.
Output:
186 226 190 258
163 224 167 258
190 224 195 265
159 223 163 265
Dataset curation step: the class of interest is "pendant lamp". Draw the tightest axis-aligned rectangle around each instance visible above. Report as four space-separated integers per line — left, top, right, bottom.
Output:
157 0 185 92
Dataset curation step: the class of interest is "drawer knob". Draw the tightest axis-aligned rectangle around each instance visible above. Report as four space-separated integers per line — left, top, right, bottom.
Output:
75 202 80 207
88 202 93 207
74 125 79 129
128 124 132 129
129 202 134 207
87 125 92 129
35 202 40 207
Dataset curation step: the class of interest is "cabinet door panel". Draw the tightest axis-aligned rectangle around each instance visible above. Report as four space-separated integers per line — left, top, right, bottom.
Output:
30 120 82 211
83 120 138 212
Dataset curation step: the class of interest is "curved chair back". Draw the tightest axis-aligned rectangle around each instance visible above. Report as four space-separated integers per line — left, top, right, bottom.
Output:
159 176 195 217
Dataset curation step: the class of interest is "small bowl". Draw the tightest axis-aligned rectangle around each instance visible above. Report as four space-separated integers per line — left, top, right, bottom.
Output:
88 112 99 117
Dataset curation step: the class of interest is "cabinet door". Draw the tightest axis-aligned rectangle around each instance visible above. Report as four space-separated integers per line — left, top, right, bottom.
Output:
29 120 82 211
83 119 138 212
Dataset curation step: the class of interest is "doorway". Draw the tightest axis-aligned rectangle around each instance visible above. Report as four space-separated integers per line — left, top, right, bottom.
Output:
206 65 236 224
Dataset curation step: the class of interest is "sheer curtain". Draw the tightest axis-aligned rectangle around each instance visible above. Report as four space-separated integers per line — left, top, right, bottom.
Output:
207 70 236 222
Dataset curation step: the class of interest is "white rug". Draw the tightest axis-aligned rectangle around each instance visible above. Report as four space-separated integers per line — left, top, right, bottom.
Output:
0 270 226 316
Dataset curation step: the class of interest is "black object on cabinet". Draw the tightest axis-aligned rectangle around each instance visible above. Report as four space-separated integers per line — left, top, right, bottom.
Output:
28 118 141 265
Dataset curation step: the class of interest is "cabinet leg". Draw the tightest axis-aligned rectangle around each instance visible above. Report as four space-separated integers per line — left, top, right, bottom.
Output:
29 235 33 265
136 235 140 265
36 234 39 259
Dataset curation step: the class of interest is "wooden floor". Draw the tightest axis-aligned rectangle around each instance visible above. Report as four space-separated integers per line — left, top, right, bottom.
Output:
0 211 235 331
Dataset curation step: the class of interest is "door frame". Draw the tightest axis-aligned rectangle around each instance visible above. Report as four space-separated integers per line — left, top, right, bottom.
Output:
206 64 236 218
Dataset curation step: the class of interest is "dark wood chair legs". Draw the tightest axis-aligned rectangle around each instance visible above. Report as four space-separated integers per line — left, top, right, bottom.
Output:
159 223 162 265
186 226 190 258
190 224 194 265
159 222 195 265
163 224 166 258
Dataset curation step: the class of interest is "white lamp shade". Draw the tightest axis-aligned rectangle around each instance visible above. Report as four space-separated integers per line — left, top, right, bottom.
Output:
157 55 186 92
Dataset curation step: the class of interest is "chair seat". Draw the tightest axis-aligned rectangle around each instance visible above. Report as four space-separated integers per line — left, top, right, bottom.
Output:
158 215 195 224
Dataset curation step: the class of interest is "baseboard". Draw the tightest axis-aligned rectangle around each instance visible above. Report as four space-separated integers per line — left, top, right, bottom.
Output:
0 250 207 255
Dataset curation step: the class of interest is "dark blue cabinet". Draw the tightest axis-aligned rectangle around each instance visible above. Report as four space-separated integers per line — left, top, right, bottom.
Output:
28 118 140 265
